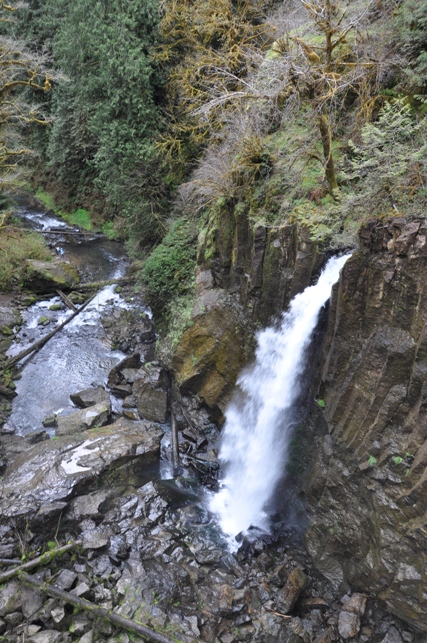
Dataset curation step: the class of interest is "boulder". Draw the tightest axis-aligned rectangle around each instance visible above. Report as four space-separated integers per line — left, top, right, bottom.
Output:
380 627 404 643
67 489 111 522
70 387 110 409
21 587 43 620
56 402 111 436
276 567 307 614
52 570 77 591
108 354 141 387
133 363 170 423
338 594 367 639
0 582 22 617
171 289 248 417
28 630 62 643
0 306 21 329
24 259 80 292
0 419 163 525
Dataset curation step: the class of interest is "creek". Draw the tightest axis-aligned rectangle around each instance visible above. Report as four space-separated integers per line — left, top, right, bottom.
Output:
6 203 148 435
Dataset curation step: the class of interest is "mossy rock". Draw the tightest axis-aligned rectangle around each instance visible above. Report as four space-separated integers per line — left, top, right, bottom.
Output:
22 295 38 307
49 303 62 311
172 289 248 417
1 326 13 336
69 292 86 304
38 316 49 326
24 259 80 293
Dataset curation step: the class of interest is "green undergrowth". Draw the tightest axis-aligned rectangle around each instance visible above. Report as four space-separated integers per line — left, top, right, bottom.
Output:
0 226 51 291
35 189 94 232
139 217 197 317
155 291 195 364
195 97 427 249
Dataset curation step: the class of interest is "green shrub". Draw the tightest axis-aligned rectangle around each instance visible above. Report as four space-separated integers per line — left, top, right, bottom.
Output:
69 208 91 230
140 218 197 314
155 292 195 363
395 0 427 90
35 189 56 212
342 99 427 216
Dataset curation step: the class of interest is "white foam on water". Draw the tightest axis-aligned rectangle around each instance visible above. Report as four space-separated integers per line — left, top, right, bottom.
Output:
210 254 351 546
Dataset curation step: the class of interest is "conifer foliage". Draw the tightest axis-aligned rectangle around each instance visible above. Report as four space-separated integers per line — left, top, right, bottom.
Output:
45 0 162 211
396 0 427 91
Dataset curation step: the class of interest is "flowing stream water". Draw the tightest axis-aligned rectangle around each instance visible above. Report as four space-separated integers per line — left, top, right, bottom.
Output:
210 254 351 545
5 204 143 435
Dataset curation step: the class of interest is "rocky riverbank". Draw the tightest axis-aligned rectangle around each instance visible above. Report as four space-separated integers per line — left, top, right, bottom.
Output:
0 293 422 643
1 212 425 642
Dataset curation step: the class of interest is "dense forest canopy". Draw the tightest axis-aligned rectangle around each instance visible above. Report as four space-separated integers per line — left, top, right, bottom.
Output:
1 0 427 309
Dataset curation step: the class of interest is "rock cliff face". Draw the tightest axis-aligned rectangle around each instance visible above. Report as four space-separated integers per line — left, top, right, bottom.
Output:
197 203 325 324
304 218 427 632
173 203 326 416
174 207 427 633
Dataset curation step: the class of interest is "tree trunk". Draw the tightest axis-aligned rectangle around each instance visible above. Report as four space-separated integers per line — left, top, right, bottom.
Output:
5 293 97 369
0 542 81 584
21 573 178 643
318 112 338 193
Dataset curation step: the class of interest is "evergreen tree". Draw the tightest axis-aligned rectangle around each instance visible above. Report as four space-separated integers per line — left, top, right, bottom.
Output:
7 0 167 243
395 0 427 91
46 0 162 202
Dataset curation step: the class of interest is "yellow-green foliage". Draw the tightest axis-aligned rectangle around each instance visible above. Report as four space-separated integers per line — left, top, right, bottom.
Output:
156 0 273 172
0 227 51 290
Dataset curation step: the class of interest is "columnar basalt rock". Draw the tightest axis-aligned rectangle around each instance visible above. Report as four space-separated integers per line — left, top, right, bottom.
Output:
198 206 324 324
173 205 324 417
304 218 427 633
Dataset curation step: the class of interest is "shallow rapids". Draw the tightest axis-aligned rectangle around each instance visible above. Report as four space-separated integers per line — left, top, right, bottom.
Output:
5 206 138 435
210 254 351 544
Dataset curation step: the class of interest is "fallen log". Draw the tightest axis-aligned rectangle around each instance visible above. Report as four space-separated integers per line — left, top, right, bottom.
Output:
4 293 97 369
45 229 94 236
77 276 134 291
56 289 78 311
264 606 292 620
0 558 21 565
170 408 180 472
21 572 179 643
0 541 81 584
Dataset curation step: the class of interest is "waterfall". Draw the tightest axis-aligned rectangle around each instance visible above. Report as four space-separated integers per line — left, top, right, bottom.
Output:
210 254 351 543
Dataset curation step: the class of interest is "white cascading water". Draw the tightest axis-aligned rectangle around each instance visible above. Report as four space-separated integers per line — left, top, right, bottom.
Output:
210 253 351 543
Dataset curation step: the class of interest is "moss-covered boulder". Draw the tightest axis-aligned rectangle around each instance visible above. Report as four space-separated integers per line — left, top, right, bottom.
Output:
172 289 249 419
24 260 80 292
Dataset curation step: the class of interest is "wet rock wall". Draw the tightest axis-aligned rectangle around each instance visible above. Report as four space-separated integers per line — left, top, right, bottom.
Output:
304 218 427 633
173 203 325 416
